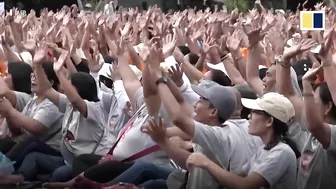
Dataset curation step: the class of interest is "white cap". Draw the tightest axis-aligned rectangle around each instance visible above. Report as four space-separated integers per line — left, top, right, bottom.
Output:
310 44 321 54
241 92 295 123
76 48 86 59
98 63 111 78
129 65 142 80
286 38 294 47
206 62 230 79
259 65 267 70
85 3 92 8
14 51 32 66
275 9 285 14
133 43 145 54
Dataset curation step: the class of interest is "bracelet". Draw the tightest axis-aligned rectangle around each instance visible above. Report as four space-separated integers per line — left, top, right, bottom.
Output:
280 62 291 68
322 63 333 67
235 56 244 61
302 92 314 97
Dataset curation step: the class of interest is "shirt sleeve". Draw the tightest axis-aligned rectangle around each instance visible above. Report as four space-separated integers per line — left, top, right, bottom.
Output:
252 147 294 186
132 87 145 113
57 94 69 113
192 120 230 155
33 102 62 128
327 124 336 152
14 91 32 112
86 100 106 124
100 91 117 113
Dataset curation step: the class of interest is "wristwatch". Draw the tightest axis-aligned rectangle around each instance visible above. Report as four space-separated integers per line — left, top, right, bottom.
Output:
275 55 283 64
155 77 168 86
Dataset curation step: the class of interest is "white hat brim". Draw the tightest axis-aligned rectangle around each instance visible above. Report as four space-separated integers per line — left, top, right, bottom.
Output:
241 98 263 111
207 62 230 79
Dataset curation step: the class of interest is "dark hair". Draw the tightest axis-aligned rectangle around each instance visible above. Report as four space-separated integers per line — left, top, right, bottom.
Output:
188 53 199 65
73 59 90 73
210 69 231 86
178 46 191 55
259 68 267 80
42 62 59 91
103 56 117 64
317 82 336 119
70 72 99 102
234 84 258 119
8 62 33 94
259 111 300 158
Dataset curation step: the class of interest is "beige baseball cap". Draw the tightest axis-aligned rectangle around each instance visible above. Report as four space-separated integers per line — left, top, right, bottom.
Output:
241 92 295 123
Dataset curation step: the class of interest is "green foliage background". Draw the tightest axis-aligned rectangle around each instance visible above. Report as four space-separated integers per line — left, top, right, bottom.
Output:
226 0 249 12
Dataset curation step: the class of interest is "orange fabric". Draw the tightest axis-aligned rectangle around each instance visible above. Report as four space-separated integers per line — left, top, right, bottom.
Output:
316 75 324 84
241 48 248 59
0 61 6 77
128 56 144 71
202 67 208 74
240 48 270 68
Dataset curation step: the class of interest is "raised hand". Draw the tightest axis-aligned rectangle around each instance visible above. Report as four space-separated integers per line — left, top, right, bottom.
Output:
201 34 217 55
226 31 242 53
283 39 316 61
168 64 183 87
243 26 264 48
162 33 177 58
302 0 309 10
33 43 48 64
53 49 69 73
120 22 132 37
23 39 37 54
186 152 210 169
302 66 322 83
142 116 167 144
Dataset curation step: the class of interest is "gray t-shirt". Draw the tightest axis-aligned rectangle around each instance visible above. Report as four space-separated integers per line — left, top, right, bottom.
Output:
185 120 261 189
2 91 32 137
287 118 309 153
297 124 336 189
193 121 232 170
242 142 297 189
226 119 263 173
58 94 110 163
4 92 63 151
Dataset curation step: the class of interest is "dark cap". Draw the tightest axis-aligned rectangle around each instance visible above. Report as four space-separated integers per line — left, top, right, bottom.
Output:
191 85 237 121
292 59 312 76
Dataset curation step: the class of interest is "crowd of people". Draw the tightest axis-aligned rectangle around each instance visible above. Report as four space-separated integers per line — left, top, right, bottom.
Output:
0 0 335 189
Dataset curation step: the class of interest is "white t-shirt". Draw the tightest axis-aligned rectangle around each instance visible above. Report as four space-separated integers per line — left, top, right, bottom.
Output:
112 87 171 165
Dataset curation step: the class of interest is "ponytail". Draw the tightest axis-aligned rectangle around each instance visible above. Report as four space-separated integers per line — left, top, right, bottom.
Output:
282 133 301 159
268 117 301 159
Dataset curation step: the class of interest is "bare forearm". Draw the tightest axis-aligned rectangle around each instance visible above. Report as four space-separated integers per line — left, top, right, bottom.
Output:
159 138 190 169
6 109 44 136
205 160 246 189
276 62 295 96
195 53 206 71
158 83 182 122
